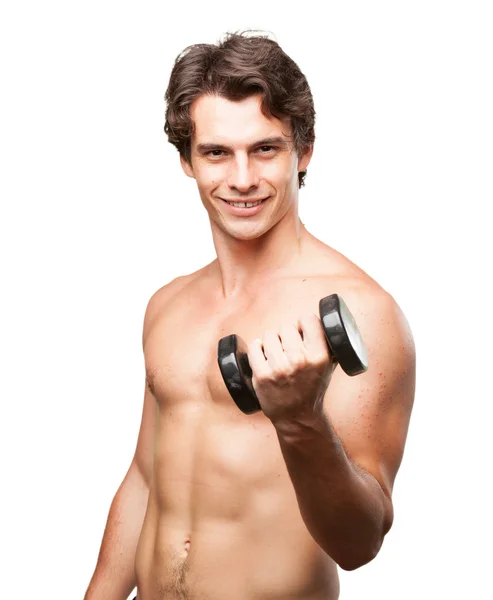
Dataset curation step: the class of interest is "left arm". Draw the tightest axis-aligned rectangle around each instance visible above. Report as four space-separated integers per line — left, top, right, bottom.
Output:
250 288 416 571
273 406 394 571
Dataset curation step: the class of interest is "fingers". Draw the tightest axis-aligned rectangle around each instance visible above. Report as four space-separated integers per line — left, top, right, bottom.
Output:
248 313 329 373
298 313 329 363
248 331 286 378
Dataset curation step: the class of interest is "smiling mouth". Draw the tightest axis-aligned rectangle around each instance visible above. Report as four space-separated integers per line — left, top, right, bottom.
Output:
221 197 269 208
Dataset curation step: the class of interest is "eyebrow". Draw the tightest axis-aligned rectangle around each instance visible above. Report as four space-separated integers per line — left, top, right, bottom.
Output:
195 137 289 153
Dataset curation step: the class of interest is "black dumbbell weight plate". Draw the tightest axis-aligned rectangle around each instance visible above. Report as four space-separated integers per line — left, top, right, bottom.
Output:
319 294 368 376
217 334 261 415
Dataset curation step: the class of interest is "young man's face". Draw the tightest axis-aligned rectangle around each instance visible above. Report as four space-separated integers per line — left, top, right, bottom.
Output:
181 94 312 241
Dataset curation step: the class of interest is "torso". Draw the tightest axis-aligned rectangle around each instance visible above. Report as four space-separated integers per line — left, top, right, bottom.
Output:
135 239 381 600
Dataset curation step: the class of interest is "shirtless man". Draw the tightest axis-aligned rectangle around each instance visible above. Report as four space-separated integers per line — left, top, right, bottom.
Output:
84 31 416 600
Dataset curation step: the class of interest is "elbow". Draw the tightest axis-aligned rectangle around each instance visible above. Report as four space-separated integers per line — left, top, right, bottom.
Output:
336 540 382 572
336 521 392 572
337 544 380 571
330 496 395 571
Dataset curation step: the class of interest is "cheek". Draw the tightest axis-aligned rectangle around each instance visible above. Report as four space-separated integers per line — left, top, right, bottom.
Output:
195 174 214 191
196 166 222 188
267 156 297 183
260 164 281 186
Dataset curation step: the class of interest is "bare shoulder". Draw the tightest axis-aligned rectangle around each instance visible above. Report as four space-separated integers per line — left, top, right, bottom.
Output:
313 254 416 499
142 264 212 346
304 239 414 351
313 244 416 388
324 272 415 364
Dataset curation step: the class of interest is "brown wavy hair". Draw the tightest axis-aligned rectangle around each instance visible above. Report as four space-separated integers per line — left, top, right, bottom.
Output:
164 30 316 188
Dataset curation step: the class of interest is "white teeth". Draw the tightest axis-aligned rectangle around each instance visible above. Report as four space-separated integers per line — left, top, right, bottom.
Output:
228 200 263 208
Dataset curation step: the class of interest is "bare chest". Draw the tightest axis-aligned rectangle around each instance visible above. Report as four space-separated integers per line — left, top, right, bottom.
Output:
143 279 330 412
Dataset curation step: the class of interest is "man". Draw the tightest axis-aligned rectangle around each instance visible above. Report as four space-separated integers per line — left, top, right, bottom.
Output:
84 31 415 600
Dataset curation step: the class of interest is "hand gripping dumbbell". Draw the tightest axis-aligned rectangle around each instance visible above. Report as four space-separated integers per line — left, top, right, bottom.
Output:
217 294 368 415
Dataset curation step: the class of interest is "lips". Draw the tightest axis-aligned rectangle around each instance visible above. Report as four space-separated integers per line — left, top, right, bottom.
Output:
220 196 270 216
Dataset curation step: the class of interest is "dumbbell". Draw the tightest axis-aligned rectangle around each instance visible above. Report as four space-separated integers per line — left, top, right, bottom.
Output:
217 294 368 415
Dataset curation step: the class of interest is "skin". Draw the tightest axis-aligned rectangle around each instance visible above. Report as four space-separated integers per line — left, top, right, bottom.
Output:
84 94 415 600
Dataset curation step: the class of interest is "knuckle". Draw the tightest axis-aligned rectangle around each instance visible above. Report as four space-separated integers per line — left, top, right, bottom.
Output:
312 352 329 367
255 368 272 384
256 374 269 386
272 360 293 380
302 312 318 325
291 355 306 370
271 366 287 379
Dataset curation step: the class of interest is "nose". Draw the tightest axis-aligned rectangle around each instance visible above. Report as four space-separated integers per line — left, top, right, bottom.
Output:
227 154 260 193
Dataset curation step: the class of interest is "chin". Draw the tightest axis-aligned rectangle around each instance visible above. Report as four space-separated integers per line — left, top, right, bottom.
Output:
225 225 267 241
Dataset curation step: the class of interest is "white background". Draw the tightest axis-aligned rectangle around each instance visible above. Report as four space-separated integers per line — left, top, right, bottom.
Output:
1 1 492 598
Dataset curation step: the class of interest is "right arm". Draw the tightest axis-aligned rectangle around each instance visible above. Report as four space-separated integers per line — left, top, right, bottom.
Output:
84 281 179 600
83 385 156 600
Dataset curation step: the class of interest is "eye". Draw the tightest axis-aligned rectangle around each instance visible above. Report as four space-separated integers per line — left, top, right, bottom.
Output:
207 150 224 157
258 146 276 153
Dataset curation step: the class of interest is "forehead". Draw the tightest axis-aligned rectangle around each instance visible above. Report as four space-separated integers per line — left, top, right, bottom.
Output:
190 94 292 147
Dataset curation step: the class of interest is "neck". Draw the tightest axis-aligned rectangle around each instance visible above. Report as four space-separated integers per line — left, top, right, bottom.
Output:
210 204 309 299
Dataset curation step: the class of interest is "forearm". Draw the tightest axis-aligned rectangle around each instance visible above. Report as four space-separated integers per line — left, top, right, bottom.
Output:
84 462 149 600
273 409 393 571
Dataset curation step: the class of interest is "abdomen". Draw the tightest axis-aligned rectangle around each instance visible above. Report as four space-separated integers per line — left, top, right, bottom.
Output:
135 401 340 599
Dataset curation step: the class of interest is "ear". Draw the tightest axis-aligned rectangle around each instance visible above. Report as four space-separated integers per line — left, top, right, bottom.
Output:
180 155 195 179
298 143 314 173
